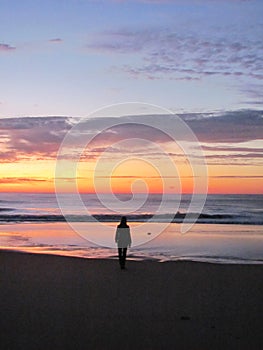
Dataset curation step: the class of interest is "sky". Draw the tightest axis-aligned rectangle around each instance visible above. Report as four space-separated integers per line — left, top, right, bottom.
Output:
0 0 262 194
0 0 263 116
1 110 262 194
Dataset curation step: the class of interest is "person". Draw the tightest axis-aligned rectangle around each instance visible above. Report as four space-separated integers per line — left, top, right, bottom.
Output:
115 216 132 269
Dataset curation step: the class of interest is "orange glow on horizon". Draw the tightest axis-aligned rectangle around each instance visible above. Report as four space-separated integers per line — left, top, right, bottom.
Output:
1 175 262 194
0 154 262 194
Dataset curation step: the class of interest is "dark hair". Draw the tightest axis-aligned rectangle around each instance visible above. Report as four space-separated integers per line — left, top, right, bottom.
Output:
118 216 129 228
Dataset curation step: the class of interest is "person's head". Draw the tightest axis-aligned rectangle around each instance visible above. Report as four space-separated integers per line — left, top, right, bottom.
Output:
120 216 127 225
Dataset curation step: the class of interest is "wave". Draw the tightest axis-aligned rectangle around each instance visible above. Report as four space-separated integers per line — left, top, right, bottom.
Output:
161 255 263 265
0 208 15 212
0 212 262 225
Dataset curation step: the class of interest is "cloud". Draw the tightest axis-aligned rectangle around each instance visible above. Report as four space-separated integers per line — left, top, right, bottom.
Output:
97 175 180 178
0 177 49 184
0 150 18 163
240 84 263 105
88 26 263 81
200 153 263 160
49 38 63 43
210 175 263 179
201 145 263 153
1 110 262 164
58 109 263 169
0 117 73 161
183 110 263 143
83 109 263 144
245 101 263 106
0 43 16 52
197 143 263 166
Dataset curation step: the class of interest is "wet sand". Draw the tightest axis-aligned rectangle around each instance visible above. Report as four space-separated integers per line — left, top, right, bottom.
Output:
0 250 262 349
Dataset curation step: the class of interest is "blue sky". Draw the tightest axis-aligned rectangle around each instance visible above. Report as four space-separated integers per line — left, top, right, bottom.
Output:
0 0 262 117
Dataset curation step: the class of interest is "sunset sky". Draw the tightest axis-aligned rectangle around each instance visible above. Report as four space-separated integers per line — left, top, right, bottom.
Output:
0 0 262 194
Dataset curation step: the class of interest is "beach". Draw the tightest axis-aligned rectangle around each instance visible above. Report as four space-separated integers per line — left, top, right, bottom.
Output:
0 251 262 350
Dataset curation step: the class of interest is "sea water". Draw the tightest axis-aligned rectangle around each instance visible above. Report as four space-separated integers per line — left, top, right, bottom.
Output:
1 193 263 224
0 193 263 264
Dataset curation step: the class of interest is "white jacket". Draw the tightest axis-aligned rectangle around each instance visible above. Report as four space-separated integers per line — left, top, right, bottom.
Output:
115 227 132 248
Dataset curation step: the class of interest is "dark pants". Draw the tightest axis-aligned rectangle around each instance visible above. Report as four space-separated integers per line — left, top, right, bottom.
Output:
118 248 127 268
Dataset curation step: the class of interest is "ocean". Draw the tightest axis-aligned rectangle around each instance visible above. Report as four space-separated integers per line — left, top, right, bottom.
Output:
0 193 263 264
1 193 263 224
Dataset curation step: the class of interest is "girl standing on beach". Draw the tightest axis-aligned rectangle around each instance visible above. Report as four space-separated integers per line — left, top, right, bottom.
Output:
115 216 132 270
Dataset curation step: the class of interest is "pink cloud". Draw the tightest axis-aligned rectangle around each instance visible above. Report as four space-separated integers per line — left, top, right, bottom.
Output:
0 43 16 52
0 117 73 162
1 111 263 166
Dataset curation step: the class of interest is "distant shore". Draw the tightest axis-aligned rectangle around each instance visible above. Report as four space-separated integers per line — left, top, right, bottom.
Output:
0 250 263 349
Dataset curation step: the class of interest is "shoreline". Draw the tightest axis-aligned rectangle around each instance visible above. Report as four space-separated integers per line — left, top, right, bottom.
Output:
1 222 263 265
1 250 263 349
1 247 263 265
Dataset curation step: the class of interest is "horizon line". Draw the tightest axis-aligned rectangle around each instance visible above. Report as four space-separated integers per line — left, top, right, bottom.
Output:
0 191 262 195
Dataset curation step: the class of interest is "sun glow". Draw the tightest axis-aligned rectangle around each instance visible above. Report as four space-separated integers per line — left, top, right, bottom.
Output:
1 154 261 194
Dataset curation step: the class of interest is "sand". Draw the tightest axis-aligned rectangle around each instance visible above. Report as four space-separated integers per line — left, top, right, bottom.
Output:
0 250 262 350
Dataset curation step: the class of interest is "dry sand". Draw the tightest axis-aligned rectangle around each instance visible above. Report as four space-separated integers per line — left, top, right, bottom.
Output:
0 250 262 350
